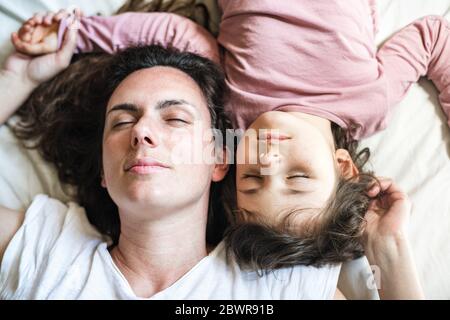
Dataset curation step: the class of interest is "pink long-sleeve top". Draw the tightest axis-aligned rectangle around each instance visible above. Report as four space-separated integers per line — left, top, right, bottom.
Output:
59 0 450 140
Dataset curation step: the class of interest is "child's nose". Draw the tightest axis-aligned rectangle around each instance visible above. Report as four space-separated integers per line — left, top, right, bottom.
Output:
259 151 281 166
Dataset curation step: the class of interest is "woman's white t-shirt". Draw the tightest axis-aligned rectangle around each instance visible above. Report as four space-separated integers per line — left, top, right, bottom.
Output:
0 194 341 300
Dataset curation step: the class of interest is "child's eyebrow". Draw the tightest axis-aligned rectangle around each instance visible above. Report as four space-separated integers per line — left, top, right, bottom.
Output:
238 188 260 195
238 187 315 195
239 208 261 218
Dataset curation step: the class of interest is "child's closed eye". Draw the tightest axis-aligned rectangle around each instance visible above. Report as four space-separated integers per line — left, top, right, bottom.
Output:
287 174 309 179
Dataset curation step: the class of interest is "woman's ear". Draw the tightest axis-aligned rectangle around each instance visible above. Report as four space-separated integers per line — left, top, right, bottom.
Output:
212 146 230 182
101 170 107 188
335 149 359 179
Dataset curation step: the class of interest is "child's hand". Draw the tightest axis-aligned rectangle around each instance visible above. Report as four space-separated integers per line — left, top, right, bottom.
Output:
11 9 80 56
4 16 78 86
363 178 411 246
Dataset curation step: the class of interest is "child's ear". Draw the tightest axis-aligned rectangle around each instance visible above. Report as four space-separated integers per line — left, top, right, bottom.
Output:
212 147 230 182
335 149 359 179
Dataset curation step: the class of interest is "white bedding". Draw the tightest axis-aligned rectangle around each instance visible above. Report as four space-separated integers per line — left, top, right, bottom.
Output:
0 0 449 299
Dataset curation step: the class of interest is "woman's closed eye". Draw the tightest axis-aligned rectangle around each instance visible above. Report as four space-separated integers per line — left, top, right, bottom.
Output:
113 120 135 128
163 109 193 126
166 118 190 125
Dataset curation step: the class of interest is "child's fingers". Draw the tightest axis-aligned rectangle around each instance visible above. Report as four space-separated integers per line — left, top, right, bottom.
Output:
366 185 379 197
366 176 387 197
11 32 30 53
11 32 21 47
377 179 409 207
366 177 406 201
43 12 55 26
368 177 392 193
22 24 34 35
55 22 78 67
17 40 47 56
24 24 33 32
377 178 399 194
24 18 36 27
18 25 33 43
32 12 45 25
27 16 42 26
12 34 29 53
55 9 70 21
12 31 51 55
60 20 78 50
74 8 84 19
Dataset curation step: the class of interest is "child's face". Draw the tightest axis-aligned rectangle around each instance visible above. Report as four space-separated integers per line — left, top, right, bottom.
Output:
235 111 339 231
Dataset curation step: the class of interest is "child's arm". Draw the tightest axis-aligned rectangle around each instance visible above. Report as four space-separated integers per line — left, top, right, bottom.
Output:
36 10 219 64
18 11 219 63
363 178 424 300
72 12 219 63
378 16 450 126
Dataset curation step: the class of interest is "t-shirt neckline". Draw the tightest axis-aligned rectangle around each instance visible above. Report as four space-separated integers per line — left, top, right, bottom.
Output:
99 241 224 299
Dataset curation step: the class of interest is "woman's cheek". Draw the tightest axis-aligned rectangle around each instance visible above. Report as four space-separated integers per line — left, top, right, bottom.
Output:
167 134 194 165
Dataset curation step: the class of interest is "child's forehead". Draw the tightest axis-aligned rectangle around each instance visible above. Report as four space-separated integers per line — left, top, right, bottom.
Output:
237 201 322 231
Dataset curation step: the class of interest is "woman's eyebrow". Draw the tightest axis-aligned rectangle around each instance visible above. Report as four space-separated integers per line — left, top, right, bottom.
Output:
156 99 198 113
107 103 139 117
107 100 199 117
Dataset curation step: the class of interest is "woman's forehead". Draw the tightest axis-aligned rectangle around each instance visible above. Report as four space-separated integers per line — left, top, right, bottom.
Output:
108 67 207 110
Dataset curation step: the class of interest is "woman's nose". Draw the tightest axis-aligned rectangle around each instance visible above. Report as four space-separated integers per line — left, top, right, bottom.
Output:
131 122 159 148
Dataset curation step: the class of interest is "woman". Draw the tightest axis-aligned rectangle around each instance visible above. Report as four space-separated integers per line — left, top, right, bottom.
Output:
0 19 347 299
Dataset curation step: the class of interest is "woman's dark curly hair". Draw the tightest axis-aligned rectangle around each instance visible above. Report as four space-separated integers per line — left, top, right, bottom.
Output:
11 45 231 247
222 123 378 270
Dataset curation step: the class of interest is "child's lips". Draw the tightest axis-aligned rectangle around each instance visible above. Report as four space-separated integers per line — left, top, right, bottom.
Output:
257 132 291 142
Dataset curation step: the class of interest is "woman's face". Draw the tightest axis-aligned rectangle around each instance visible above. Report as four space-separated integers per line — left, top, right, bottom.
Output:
101 66 220 217
236 111 339 229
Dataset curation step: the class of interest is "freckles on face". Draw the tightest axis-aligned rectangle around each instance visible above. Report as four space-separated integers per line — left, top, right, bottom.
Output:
100 66 215 206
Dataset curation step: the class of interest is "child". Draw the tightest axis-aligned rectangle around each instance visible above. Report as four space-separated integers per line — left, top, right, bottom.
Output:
11 1 437 297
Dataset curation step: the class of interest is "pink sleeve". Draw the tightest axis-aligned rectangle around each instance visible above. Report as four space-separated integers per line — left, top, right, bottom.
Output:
378 16 450 126
58 12 220 63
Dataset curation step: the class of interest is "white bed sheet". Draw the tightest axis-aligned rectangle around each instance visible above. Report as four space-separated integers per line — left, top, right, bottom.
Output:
0 0 449 299
365 0 450 299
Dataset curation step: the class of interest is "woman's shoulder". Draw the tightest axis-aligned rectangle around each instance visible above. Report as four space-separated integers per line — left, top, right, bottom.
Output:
0 194 106 289
0 194 109 299
23 194 103 238
3 194 107 261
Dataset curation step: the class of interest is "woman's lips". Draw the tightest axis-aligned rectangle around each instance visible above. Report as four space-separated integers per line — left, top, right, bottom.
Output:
125 157 170 174
128 165 169 174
